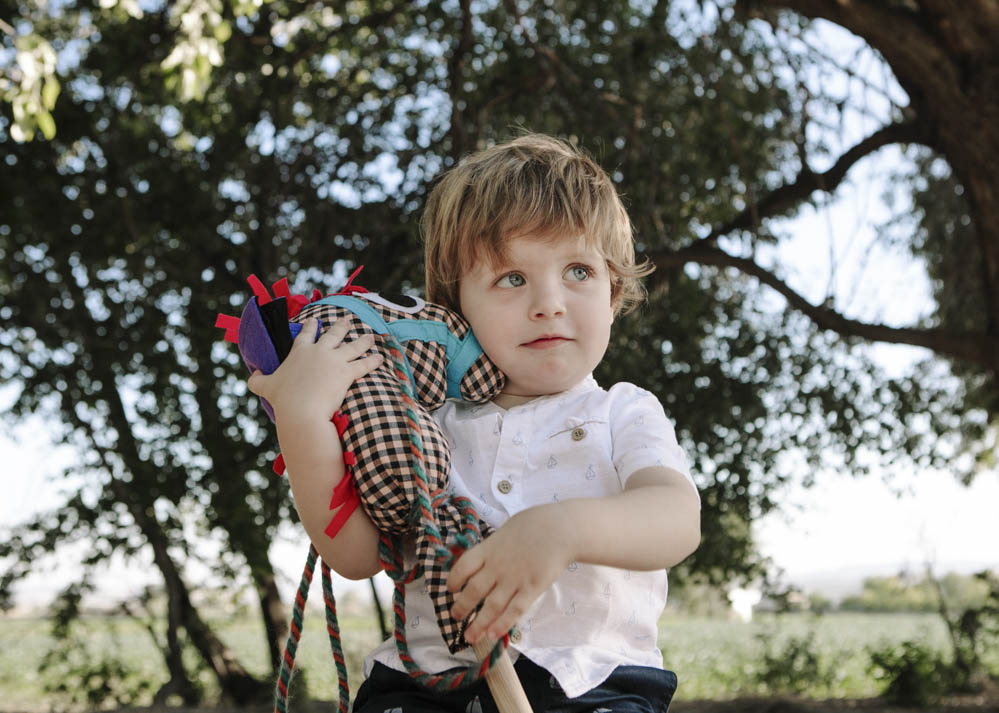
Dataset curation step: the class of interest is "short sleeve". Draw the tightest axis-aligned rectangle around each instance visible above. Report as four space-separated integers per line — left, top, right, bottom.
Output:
609 384 697 501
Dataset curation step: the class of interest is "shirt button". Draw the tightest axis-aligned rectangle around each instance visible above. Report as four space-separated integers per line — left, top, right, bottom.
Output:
571 427 586 441
497 480 513 494
510 628 522 643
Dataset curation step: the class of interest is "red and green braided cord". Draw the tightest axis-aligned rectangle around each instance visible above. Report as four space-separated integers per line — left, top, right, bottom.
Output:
274 546 350 713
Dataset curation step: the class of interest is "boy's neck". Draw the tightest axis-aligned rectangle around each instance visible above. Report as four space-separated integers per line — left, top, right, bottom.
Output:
491 375 596 409
491 392 537 409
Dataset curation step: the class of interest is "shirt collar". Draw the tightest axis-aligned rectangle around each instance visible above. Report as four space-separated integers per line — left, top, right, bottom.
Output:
487 374 600 413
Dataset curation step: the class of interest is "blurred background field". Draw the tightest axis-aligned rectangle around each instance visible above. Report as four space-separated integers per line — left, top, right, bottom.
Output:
0 609 957 712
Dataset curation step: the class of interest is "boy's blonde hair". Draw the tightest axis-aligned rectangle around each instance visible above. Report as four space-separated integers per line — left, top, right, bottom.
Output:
422 134 653 316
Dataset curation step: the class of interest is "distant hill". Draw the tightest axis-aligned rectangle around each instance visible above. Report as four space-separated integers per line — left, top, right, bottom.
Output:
787 559 997 601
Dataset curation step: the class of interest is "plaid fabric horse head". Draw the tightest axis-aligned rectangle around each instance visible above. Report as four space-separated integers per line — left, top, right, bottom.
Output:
217 271 505 652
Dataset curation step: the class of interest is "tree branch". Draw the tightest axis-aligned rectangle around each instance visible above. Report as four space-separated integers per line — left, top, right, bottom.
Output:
748 0 962 115
700 119 931 245
651 243 999 369
447 0 475 159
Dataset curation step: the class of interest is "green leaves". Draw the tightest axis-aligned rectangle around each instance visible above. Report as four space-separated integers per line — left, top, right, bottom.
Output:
161 0 230 102
1 33 60 141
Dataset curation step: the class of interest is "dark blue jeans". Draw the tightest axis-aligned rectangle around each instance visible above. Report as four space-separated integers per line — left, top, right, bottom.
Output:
351 658 678 713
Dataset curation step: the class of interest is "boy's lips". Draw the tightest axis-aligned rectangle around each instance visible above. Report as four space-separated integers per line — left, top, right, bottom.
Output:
522 335 572 349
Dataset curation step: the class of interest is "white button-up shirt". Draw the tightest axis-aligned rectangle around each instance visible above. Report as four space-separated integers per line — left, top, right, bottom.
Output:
366 375 697 698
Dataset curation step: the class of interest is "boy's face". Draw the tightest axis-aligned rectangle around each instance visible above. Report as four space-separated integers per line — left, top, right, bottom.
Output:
458 233 614 405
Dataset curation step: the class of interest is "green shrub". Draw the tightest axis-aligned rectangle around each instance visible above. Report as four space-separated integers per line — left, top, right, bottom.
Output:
867 639 949 706
39 624 156 709
755 628 835 695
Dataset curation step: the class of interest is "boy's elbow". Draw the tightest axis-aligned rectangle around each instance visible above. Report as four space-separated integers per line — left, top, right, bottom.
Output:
682 516 701 560
309 513 383 580
670 503 700 566
315 545 383 580
335 560 384 581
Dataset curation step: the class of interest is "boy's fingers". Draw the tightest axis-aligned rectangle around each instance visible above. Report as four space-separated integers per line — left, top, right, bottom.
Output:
447 548 483 594
292 317 318 343
339 333 377 360
452 580 489 620
465 587 516 643
450 569 492 620
348 353 383 380
247 369 266 395
490 594 528 642
318 318 351 347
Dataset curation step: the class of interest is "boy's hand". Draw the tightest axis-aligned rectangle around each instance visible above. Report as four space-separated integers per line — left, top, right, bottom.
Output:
447 504 574 645
247 317 383 422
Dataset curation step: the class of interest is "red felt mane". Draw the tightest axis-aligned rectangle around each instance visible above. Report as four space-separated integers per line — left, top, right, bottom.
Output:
214 266 368 344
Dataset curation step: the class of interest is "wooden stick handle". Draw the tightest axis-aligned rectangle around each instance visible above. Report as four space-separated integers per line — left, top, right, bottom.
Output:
472 639 534 713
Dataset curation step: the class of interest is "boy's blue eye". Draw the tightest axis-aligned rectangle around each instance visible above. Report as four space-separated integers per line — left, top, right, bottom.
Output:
565 265 591 281
496 273 526 288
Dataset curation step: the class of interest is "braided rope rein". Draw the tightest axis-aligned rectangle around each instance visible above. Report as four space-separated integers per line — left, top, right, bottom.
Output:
274 546 350 713
272 334 510 712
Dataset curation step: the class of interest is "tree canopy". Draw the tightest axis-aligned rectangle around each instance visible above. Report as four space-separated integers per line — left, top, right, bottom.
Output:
1 0 995 702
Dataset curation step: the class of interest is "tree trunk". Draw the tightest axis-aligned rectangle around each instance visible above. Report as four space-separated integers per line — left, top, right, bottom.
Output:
48 251 271 704
153 591 201 706
122 595 200 706
90 356 270 703
187 316 290 673
752 0 999 359
255 565 289 673
102 468 268 703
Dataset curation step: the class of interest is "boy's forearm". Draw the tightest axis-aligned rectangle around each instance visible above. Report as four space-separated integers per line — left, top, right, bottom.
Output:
274 411 382 579
447 467 699 644
551 468 700 571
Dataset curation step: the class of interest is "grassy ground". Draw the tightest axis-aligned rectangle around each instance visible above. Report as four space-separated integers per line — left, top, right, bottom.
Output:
0 610 955 712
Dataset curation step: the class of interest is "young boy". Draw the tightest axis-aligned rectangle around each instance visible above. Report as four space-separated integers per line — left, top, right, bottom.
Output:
248 134 700 712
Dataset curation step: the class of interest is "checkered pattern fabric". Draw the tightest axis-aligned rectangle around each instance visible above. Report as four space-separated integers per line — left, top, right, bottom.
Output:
292 296 504 652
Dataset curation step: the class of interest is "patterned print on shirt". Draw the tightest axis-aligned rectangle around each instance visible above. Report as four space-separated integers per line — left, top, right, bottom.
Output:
476 495 494 516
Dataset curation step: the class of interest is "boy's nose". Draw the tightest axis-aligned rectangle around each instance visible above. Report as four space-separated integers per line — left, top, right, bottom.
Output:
530 284 566 319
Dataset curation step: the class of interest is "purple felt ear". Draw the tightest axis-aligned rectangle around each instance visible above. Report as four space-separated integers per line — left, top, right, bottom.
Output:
237 297 281 421
236 299 321 422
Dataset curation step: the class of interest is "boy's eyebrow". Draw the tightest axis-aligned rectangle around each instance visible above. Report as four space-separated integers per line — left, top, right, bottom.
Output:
556 246 606 263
